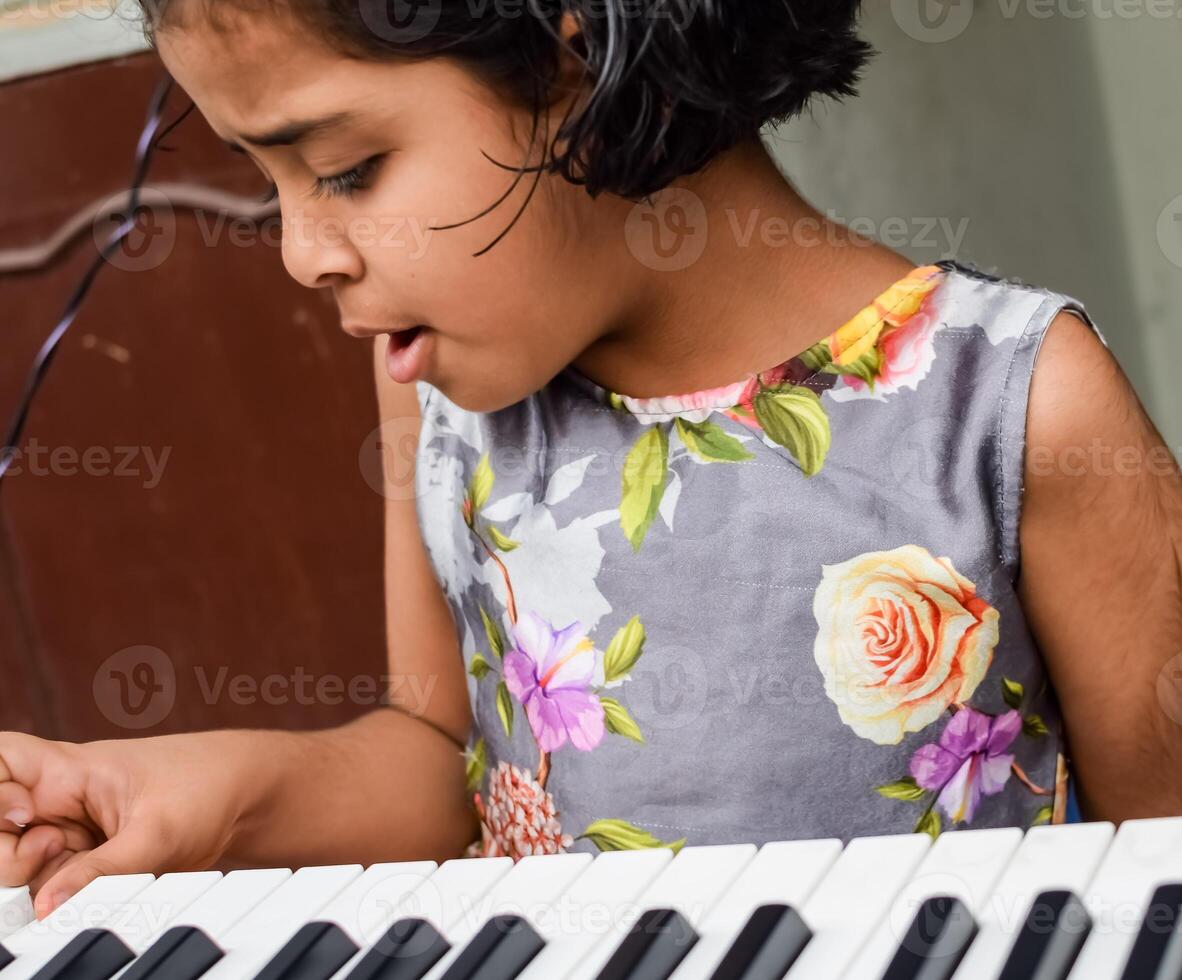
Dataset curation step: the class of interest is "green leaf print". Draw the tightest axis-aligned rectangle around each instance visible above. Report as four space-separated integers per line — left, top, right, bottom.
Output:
620 425 670 551
486 525 520 553
1031 805 1053 826
752 386 831 477
798 340 833 373
673 418 754 463
495 681 514 737
469 653 492 681
914 809 941 840
603 616 645 683
469 452 494 511
826 348 881 388
465 738 487 792
579 818 685 855
1001 677 1025 710
480 606 506 660
600 696 645 744
1022 714 1049 737
875 777 927 802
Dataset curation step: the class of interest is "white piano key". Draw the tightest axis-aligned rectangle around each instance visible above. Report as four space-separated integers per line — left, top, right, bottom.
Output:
669 837 843 980
517 849 674 980
314 862 438 945
97 872 222 953
1068 816 1182 978
784 832 932 980
329 857 513 980
195 865 362 980
422 853 592 979
108 869 292 980
951 820 1114 979
0 888 33 940
166 868 292 940
0 874 155 979
566 844 758 980
844 827 1023 980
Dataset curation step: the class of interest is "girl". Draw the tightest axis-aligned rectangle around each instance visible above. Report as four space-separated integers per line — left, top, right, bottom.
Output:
2 0 1180 921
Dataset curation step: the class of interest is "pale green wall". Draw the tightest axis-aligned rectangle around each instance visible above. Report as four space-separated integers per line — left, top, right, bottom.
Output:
771 0 1179 447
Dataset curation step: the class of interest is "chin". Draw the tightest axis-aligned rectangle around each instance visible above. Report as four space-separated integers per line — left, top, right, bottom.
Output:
438 377 541 415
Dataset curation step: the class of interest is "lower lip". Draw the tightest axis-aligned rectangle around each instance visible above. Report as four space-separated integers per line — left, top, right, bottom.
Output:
385 327 431 384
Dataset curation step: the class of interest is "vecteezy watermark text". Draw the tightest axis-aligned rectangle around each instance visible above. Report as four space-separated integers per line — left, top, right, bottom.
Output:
0 440 171 489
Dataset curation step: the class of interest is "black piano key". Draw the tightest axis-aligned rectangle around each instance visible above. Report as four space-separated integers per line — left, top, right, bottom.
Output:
708 903 812 980
880 895 977 980
30 928 135 980
1 943 13 970
595 908 699 980
439 915 545 980
254 921 360 980
118 925 224 980
345 918 451 980
1120 882 1182 980
997 889 1091 980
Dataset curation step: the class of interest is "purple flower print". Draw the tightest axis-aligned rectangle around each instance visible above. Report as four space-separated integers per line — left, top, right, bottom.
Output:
503 611 605 754
909 707 1021 824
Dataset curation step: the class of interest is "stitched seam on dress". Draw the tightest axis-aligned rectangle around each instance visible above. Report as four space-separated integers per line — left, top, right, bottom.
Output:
599 563 817 591
996 296 1062 577
585 818 716 834
568 322 989 420
590 266 953 420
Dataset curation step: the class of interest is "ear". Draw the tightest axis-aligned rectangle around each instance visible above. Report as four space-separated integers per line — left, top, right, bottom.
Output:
553 11 590 94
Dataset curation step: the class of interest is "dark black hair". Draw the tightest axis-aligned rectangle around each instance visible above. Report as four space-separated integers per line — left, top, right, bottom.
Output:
135 0 873 203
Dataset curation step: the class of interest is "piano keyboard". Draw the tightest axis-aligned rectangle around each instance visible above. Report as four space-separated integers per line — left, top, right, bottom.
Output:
0 817 1180 980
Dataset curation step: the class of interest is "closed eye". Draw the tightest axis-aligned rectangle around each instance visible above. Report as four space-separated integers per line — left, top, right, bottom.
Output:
311 154 386 200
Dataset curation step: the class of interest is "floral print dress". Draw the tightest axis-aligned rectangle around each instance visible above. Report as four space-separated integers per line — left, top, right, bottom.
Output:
411 258 1108 860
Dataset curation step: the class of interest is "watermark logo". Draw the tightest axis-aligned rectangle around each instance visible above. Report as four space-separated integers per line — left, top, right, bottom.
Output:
94 645 177 729
1156 193 1182 270
889 415 973 504
360 416 424 501
360 0 443 43
1156 652 1182 727
625 187 709 273
623 644 710 731
892 0 975 42
92 189 177 274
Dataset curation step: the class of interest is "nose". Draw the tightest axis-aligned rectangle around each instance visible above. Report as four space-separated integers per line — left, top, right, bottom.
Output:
280 203 363 289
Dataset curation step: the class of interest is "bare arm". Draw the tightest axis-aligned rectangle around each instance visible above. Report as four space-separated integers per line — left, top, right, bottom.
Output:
228 339 476 867
1 339 475 914
1018 311 1182 821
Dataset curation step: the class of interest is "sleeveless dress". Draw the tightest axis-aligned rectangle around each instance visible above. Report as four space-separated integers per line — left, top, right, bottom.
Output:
411 257 1107 859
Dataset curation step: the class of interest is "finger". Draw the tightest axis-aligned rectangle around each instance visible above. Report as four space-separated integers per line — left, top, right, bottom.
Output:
29 848 76 896
36 826 165 919
0 824 67 887
0 781 36 831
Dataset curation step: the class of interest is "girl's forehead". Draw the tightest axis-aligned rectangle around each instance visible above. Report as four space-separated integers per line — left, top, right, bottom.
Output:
156 18 371 139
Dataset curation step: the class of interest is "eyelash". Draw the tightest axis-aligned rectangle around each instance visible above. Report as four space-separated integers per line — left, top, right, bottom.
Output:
257 154 385 205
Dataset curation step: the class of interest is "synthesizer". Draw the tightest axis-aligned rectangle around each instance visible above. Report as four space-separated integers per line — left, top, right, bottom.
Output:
0 817 1179 980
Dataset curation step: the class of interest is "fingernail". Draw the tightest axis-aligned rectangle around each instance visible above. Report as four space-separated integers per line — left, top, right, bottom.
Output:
4 808 30 828
45 892 69 916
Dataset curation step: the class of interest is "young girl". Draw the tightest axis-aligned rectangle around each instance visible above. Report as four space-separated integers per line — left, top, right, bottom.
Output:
2 0 1180 921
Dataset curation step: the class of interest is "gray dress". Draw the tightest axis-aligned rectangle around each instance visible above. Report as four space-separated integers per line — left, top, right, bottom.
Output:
412 258 1105 859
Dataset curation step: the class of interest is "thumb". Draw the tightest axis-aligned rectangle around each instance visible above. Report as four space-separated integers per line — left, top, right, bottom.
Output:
35 825 164 920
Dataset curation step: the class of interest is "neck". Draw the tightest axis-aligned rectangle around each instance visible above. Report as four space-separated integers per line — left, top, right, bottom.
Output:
571 138 918 399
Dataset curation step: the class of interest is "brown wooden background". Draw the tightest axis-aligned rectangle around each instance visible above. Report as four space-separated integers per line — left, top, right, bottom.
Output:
0 54 387 741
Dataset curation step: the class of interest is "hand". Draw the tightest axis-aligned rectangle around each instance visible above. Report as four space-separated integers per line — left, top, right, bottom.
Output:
0 730 271 919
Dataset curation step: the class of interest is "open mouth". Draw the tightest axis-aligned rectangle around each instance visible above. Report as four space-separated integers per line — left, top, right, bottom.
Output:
389 324 425 350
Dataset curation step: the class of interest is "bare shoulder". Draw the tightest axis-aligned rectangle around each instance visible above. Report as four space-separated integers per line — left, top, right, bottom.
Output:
1018 309 1182 819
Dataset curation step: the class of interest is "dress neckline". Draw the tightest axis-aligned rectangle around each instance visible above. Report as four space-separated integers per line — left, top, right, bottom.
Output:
560 261 955 419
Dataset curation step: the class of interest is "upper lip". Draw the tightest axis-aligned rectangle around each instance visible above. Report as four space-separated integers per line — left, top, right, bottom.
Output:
340 322 423 340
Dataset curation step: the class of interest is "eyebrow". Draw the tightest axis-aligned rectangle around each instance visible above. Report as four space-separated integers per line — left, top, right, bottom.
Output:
222 110 358 151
